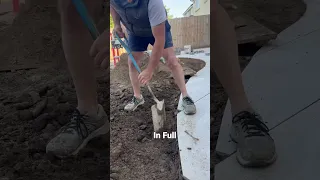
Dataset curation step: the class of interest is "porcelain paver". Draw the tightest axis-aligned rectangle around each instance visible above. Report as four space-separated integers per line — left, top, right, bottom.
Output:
176 48 210 180
177 94 210 180
216 28 320 155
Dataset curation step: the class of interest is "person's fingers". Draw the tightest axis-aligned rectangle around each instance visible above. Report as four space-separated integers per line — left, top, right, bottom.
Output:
94 51 104 66
95 48 109 66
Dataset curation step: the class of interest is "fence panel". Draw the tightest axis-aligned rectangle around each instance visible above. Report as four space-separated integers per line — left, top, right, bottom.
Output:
168 15 210 49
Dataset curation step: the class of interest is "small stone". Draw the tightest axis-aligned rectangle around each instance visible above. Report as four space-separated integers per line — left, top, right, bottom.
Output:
137 134 145 142
38 85 49 96
19 110 33 121
29 91 41 104
137 120 144 126
139 125 147 130
13 162 23 171
32 98 48 118
187 147 192 150
14 102 32 110
110 173 120 179
111 143 122 159
32 113 49 132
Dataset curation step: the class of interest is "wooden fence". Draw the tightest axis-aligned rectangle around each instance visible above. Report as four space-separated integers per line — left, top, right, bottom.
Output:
168 15 210 49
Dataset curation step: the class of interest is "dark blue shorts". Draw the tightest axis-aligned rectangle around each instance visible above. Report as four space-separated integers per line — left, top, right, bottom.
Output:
127 30 174 52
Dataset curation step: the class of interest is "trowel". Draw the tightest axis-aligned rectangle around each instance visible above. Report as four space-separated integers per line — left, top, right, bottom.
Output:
115 34 166 133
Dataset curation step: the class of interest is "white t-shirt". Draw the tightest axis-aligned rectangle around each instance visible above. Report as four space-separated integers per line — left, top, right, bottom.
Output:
148 0 167 27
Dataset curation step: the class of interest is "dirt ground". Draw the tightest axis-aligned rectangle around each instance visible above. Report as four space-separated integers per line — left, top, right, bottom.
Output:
0 1 110 180
213 0 306 175
109 53 205 180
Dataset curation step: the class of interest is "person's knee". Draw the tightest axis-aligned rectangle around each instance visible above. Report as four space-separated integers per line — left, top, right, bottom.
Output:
166 56 180 70
128 56 140 68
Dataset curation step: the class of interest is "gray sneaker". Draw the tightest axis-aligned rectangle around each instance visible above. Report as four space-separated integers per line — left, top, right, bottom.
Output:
124 95 145 111
230 111 277 167
46 104 109 158
182 96 196 115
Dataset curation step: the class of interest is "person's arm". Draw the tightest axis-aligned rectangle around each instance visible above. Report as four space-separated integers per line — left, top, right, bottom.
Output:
110 6 121 27
146 0 167 72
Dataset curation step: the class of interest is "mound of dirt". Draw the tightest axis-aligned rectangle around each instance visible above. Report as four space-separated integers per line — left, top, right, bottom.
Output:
0 0 109 71
110 54 206 179
111 53 206 85
0 0 63 71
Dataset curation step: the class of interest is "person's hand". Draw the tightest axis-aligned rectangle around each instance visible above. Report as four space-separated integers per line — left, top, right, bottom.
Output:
138 69 153 85
113 25 125 38
90 30 109 69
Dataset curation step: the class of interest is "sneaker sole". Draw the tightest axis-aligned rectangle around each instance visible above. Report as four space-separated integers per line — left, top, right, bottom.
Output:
71 119 110 156
230 132 277 167
52 119 110 159
182 105 196 115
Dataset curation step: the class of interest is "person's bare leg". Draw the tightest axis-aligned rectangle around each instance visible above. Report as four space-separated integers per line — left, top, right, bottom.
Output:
212 3 251 115
163 47 196 115
59 1 101 115
46 0 109 158
162 47 188 97
128 52 145 98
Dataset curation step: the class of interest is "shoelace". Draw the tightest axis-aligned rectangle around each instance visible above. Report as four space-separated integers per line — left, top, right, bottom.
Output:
62 109 89 139
131 96 141 104
183 96 194 105
233 111 270 137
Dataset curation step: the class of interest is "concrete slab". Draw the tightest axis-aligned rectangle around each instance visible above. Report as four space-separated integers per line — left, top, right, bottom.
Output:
255 0 320 56
176 48 210 179
177 94 210 180
215 100 320 180
216 28 320 155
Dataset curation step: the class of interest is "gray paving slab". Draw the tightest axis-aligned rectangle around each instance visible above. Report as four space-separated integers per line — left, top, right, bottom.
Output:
177 94 210 180
216 28 320 155
215 100 320 180
255 0 320 56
